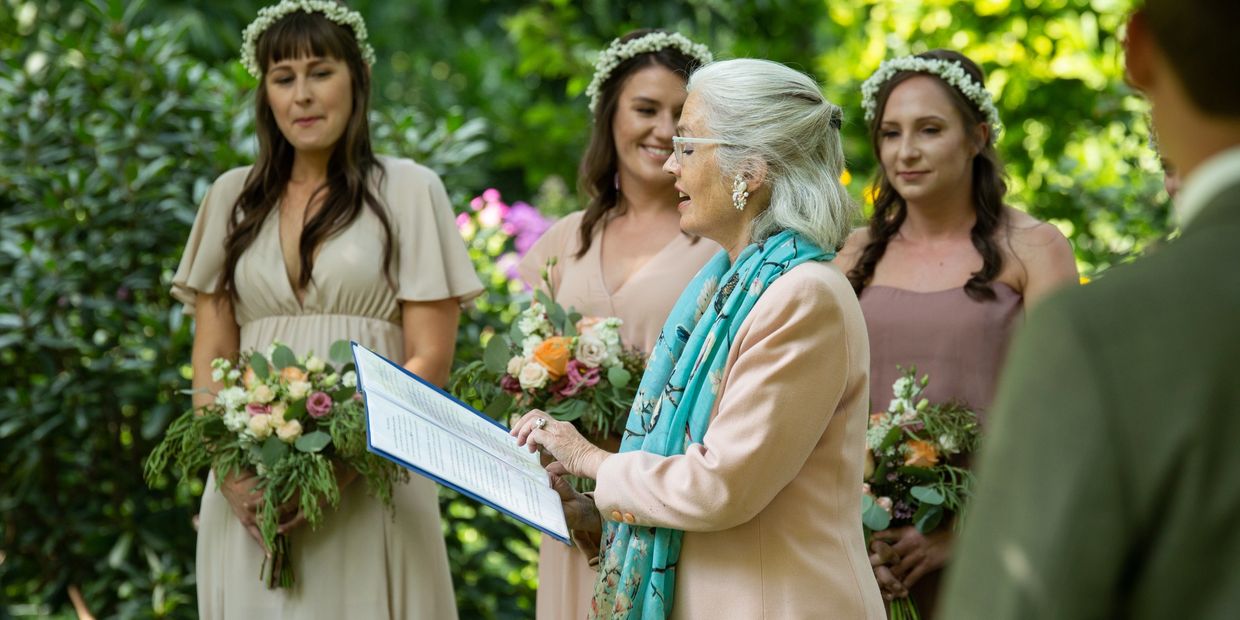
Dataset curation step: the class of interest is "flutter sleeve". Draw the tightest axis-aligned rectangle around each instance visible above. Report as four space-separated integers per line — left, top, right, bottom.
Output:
387 159 484 304
170 167 249 315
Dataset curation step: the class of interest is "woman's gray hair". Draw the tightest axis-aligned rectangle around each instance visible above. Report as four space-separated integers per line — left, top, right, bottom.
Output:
687 58 854 251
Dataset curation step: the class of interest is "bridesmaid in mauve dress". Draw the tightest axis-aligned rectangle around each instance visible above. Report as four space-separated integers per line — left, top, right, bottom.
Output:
516 29 717 620
173 5 481 618
837 49 1079 617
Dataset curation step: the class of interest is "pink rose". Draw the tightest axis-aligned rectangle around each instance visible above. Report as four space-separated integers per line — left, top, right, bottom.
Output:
558 360 601 397
246 403 271 416
306 391 334 418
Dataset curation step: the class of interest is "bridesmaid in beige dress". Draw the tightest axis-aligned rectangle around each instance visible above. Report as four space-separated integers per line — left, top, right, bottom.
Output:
516 29 717 620
836 49 1078 616
172 4 480 618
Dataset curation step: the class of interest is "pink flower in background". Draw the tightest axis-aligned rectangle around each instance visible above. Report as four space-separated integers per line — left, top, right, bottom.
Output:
497 252 521 280
479 200 508 229
456 212 471 229
246 403 271 416
482 188 501 203
306 391 334 418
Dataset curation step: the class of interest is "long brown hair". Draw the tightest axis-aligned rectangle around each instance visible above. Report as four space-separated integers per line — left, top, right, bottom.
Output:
221 7 393 299
575 29 706 259
847 49 1008 302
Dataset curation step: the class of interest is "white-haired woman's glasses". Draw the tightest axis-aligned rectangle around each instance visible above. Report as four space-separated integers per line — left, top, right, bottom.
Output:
672 136 737 166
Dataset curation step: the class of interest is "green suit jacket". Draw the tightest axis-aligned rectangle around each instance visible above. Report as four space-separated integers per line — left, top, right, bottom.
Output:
939 181 1240 619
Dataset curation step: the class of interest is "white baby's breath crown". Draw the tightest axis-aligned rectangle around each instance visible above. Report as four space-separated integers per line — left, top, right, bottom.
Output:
861 55 1003 138
240 0 376 79
586 31 713 114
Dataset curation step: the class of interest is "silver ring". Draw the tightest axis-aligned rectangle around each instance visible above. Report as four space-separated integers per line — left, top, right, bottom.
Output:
533 417 547 430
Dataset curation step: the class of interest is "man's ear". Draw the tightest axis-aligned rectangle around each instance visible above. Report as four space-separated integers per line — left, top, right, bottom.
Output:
1124 10 1157 93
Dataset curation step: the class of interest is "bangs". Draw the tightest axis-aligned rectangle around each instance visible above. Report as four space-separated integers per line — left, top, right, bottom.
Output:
257 11 354 71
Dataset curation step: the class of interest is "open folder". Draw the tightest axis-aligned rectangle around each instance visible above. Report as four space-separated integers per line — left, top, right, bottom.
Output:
351 342 571 545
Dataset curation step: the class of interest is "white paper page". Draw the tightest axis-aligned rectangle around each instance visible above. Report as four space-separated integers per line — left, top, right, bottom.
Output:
353 345 545 481
367 391 569 540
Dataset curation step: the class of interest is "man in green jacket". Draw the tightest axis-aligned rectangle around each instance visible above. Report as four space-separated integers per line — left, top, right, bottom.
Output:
939 0 1240 618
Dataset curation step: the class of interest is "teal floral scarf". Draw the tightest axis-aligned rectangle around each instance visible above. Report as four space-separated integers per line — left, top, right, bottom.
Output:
589 229 834 619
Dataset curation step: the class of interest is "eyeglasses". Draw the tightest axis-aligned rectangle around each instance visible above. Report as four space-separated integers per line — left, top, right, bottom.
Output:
672 136 736 166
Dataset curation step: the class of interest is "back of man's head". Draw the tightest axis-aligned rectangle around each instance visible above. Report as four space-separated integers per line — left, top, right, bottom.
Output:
1141 0 1240 118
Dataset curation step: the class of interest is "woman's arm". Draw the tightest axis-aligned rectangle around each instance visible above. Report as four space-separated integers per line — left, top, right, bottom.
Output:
399 297 461 386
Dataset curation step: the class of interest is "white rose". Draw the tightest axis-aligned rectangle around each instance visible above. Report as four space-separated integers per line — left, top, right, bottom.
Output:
287 380 312 400
247 414 273 440
211 368 225 382
276 419 303 443
270 402 288 426
506 355 526 376
305 356 325 373
574 334 608 368
216 386 249 411
341 371 357 389
518 361 550 390
250 383 275 404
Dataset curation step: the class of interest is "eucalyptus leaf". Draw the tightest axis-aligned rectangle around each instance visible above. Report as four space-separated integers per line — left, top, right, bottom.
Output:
550 400 588 422
483 393 514 421
271 344 297 370
285 399 307 422
862 499 892 532
607 366 631 388
483 334 511 374
329 340 353 366
294 431 332 454
913 504 944 533
260 436 289 468
910 485 945 505
250 352 270 380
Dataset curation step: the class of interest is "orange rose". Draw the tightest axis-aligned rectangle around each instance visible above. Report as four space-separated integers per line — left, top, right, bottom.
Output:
280 365 308 384
903 440 940 468
532 336 572 380
242 367 258 389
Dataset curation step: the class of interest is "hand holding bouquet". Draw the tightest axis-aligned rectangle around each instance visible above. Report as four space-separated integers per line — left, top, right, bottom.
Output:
862 367 980 619
145 340 406 588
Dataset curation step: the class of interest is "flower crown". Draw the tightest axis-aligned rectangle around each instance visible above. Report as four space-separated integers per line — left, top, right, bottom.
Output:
240 0 376 79
586 32 713 114
861 55 1003 138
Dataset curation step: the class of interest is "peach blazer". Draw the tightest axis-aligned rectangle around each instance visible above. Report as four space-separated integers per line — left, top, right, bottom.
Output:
593 261 886 619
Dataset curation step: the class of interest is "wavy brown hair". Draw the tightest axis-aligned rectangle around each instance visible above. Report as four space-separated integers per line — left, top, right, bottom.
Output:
221 7 393 300
847 49 1008 301
575 29 707 259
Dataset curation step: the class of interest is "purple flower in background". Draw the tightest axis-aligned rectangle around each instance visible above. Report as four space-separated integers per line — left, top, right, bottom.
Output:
497 252 521 280
505 201 551 256
558 359 602 397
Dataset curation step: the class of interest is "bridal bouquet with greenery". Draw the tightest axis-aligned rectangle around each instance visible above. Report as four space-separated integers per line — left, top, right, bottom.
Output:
450 264 644 490
144 340 406 589
862 367 980 620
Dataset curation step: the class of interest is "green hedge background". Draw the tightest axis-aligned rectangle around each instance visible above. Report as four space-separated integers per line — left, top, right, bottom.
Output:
1 0 1164 618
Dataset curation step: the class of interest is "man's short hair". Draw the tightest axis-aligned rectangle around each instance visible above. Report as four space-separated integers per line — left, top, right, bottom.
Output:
1143 0 1240 117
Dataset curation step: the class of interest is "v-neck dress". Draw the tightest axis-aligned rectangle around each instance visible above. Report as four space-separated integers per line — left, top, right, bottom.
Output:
517 210 720 620
171 156 482 619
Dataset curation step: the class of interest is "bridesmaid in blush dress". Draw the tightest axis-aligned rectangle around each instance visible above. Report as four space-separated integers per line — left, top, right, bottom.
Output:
516 29 718 620
836 49 1079 617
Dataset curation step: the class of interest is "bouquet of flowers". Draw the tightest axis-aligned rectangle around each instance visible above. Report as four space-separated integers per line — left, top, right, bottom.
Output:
144 340 407 588
862 367 980 620
451 271 644 490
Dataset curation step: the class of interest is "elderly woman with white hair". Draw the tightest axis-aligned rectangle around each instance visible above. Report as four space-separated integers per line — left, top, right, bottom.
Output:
512 58 885 619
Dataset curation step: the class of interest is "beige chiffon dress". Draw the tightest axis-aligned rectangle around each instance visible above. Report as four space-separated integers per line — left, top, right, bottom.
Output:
516 210 719 620
171 156 482 619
